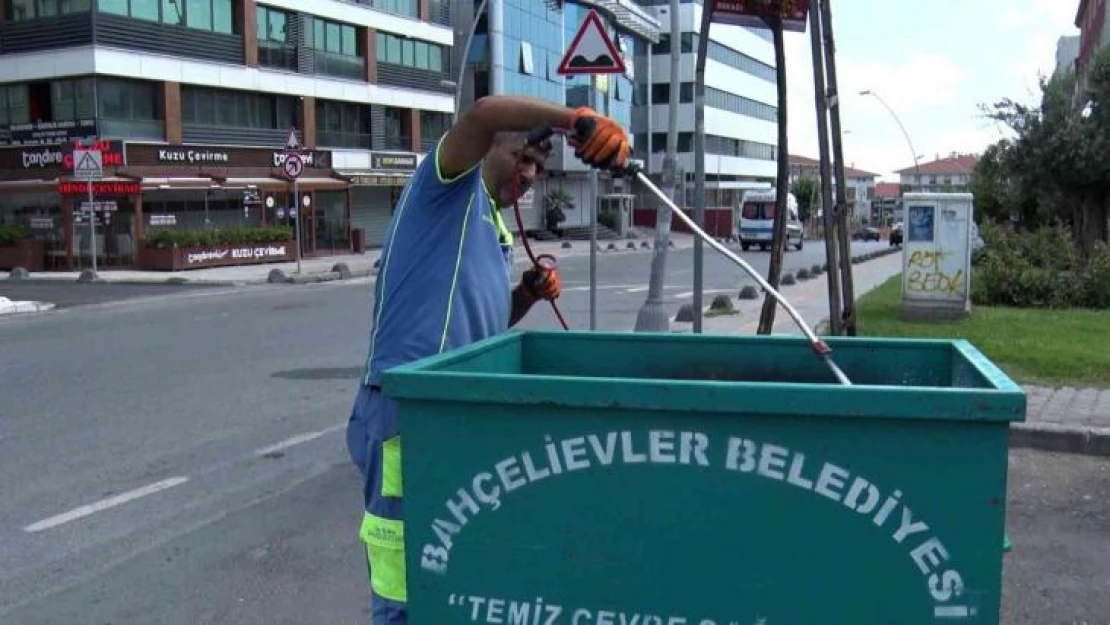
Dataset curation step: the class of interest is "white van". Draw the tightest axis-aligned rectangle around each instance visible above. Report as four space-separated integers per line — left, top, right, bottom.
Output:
738 189 804 251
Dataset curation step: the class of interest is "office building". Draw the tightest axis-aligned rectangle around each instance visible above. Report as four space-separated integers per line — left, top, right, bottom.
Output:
629 0 778 237
450 0 660 231
0 0 454 272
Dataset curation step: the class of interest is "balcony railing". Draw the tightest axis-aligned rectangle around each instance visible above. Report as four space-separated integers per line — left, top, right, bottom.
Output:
259 40 297 71
315 51 365 81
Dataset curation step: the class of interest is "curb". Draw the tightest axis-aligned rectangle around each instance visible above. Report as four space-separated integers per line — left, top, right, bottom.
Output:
673 243 902 323
1009 422 1110 457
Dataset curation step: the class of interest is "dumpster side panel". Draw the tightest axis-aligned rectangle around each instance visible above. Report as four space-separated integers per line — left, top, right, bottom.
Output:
399 401 1010 625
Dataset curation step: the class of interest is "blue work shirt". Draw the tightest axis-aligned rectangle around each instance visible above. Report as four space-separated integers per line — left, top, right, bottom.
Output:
362 135 515 387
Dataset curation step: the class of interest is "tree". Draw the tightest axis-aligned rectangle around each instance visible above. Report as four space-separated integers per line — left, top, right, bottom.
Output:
977 47 1110 257
791 176 818 222
757 11 790 335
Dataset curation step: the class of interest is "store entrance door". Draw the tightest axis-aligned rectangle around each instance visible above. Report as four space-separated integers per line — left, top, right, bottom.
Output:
313 190 349 254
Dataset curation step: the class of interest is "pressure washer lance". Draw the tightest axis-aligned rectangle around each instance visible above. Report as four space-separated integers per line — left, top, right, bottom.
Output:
524 124 853 387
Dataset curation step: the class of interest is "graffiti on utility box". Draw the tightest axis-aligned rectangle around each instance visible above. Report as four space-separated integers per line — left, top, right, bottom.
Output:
906 250 965 295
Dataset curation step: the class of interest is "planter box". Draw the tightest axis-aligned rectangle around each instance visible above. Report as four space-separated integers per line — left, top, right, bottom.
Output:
139 241 296 271
0 239 46 271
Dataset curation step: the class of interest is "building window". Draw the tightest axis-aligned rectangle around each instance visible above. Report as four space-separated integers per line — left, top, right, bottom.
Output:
420 111 449 144
98 77 162 139
256 6 295 70
376 33 446 72
50 78 95 121
706 86 777 122
651 82 693 104
98 0 234 34
316 99 369 148
0 85 31 126
309 16 364 80
707 41 776 83
370 0 417 18
181 86 297 130
8 0 90 20
382 107 408 151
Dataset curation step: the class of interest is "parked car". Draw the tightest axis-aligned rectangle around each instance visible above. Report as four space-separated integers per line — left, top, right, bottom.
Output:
889 222 904 246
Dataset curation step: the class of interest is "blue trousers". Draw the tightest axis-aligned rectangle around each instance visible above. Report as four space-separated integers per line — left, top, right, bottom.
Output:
346 384 407 625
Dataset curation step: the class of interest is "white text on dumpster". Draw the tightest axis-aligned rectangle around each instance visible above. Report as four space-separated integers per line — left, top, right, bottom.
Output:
445 593 766 625
419 430 975 621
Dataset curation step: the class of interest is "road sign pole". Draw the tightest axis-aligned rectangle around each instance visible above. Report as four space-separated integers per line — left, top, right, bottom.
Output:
293 178 302 275
589 82 598 331
87 179 97 274
556 8 628 332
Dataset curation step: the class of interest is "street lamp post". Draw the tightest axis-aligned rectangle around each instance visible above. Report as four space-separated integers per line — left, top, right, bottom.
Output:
859 90 920 178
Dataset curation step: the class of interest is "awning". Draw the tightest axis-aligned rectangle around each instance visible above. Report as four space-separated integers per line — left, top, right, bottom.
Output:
138 176 348 190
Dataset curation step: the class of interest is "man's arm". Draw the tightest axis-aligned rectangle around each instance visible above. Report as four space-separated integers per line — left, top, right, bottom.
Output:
438 96 575 181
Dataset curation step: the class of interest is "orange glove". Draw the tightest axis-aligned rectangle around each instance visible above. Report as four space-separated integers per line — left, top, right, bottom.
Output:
522 265 561 301
567 107 631 171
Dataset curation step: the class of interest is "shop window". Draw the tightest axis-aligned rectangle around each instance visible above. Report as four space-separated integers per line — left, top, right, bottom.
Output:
98 0 235 34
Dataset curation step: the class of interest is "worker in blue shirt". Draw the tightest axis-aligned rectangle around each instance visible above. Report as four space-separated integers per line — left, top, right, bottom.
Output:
345 94 631 624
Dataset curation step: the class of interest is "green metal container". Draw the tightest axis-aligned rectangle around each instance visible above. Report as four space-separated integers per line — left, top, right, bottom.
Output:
381 331 1026 625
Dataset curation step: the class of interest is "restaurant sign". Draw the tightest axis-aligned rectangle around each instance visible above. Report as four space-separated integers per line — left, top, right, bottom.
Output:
131 144 333 169
58 181 141 195
1 140 124 171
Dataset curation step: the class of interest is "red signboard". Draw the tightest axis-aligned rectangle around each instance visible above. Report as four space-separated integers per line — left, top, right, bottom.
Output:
58 181 141 195
712 0 810 32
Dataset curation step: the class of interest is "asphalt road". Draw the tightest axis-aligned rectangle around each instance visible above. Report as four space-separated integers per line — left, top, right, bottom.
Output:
0 281 229 309
2 241 1106 624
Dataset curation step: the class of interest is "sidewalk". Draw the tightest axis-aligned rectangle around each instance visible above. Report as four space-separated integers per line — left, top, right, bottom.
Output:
668 250 1110 458
0 232 700 286
672 247 904 337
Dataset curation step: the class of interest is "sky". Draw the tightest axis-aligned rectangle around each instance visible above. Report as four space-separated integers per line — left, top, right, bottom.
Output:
771 0 1080 181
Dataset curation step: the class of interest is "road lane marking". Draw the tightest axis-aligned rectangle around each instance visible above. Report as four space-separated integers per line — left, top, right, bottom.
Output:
24 477 189 533
673 289 732 299
254 424 344 457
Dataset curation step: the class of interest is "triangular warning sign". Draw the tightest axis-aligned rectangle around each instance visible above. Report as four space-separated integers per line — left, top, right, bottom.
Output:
557 9 626 76
285 128 300 149
74 150 101 174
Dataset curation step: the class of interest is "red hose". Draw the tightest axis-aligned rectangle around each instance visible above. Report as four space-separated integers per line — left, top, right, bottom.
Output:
510 161 570 330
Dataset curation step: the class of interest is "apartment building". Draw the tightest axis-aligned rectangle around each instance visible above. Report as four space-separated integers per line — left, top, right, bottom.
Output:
1074 0 1108 106
0 0 454 271
895 153 977 193
787 154 877 223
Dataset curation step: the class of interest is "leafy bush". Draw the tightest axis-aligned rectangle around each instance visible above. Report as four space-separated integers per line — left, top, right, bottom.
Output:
971 221 1110 309
0 224 29 246
145 226 293 249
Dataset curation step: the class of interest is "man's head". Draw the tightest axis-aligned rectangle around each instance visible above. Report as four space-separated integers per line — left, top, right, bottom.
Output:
482 131 552 208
